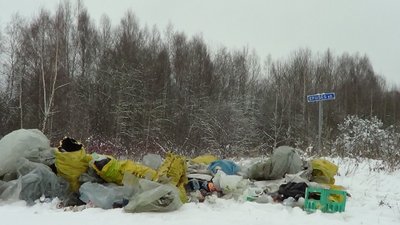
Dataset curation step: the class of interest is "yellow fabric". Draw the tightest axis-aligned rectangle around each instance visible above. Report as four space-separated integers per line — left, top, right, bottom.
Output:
158 152 188 203
90 155 158 185
55 148 92 192
191 154 218 165
177 184 188 203
121 160 158 181
311 159 338 185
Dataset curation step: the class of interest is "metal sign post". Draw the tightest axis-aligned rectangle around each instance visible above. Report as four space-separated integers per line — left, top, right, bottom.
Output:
307 92 336 151
318 101 323 151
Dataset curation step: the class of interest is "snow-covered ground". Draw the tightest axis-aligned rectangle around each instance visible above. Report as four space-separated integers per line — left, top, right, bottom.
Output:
1 158 399 225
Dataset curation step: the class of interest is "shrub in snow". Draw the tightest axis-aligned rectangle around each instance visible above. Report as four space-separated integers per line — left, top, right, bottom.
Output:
334 115 400 168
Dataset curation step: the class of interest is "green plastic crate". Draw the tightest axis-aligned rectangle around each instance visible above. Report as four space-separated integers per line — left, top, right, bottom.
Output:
304 187 347 213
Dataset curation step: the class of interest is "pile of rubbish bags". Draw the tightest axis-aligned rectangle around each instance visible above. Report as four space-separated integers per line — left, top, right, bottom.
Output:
0 129 345 213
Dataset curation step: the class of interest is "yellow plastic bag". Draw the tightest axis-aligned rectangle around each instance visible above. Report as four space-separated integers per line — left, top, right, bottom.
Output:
311 159 338 185
90 155 158 185
158 153 188 203
310 159 347 203
55 148 92 192
328 185 347 202
191 154 218 165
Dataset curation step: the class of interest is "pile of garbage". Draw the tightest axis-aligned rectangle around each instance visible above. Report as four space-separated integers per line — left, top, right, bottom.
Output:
0 129 346 213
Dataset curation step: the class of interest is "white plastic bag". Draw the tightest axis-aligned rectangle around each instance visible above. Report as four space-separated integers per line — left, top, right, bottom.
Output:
213 170 248 193
0 129 54 176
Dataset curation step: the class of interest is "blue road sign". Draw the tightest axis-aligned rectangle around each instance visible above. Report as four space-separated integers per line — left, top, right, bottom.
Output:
307 92 336 103
307 94 320 102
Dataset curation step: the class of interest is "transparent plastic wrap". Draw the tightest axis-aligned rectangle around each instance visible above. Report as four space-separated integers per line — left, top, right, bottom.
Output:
79 182 134 209
142 153 163 170
246 146 303 180
0 129 54 176
269 146 303 179
0 158 69 205
124 178 182 213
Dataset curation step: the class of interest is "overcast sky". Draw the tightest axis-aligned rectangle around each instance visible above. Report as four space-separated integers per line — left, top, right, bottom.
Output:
1 0 399 87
